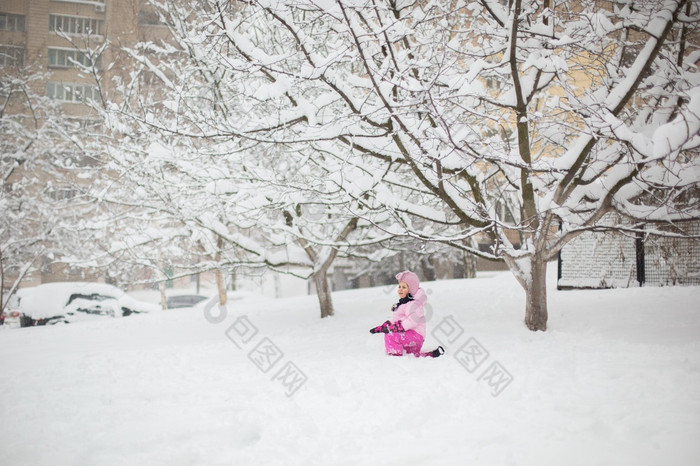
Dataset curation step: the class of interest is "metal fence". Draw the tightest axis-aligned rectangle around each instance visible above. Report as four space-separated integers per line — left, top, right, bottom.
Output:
558 218 700 289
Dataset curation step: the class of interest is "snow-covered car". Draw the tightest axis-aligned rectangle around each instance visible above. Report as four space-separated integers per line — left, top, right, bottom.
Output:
12 282 160 326
166 294 208 309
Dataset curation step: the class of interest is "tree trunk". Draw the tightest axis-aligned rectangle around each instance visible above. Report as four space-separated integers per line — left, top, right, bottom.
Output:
314 270 334 318
158 256 167 310
524 258 548 331
464 250 477 279
216 268 227 306
159 280 167 311
215 235 227 306
0 247 4 313
420 256 436 281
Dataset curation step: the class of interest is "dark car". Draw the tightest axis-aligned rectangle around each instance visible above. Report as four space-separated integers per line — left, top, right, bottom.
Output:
166 294 208 309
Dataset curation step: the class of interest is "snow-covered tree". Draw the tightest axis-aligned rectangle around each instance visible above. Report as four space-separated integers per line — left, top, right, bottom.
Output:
0 64 99 310
112 0 698 329
92 2 400 318
89 120 386 316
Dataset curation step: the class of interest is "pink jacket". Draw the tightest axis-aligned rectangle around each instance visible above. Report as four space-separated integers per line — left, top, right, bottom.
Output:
391 288 427 338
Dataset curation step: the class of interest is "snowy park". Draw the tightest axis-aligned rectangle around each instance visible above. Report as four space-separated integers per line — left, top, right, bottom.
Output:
2 1 700 465
1 264 699 465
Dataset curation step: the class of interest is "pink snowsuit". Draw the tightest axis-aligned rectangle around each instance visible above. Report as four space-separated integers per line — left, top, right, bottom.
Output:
385 288 427 356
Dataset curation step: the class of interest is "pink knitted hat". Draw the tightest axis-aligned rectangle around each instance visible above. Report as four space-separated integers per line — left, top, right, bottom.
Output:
396 270 420 295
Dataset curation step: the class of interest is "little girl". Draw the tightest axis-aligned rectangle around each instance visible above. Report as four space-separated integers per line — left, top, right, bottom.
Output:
369 270 445 358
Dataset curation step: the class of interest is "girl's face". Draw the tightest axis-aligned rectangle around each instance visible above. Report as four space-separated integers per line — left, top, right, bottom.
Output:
398 282 410 299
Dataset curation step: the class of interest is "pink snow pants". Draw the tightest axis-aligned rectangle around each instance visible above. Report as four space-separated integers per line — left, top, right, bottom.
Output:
384 330 424 356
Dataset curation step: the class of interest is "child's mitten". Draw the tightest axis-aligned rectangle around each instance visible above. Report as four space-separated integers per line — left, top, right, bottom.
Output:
369 320 392 334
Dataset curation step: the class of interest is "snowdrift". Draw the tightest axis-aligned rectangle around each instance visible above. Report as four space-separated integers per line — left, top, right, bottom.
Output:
1 267 698 465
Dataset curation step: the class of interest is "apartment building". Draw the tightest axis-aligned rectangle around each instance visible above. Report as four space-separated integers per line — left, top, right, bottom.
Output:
0 0 167 117
0 0 170 288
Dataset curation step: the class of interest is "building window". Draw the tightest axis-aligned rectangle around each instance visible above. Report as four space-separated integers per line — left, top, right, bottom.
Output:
52 0 105 3
139 8 161 26
46 186 79 201
0 45 24 67
46 81 98 104
0 13 25 32
49 14 104 37
48 48 101 69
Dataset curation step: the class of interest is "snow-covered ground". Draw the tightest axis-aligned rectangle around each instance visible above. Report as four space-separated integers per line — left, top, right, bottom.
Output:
1 265 699 465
